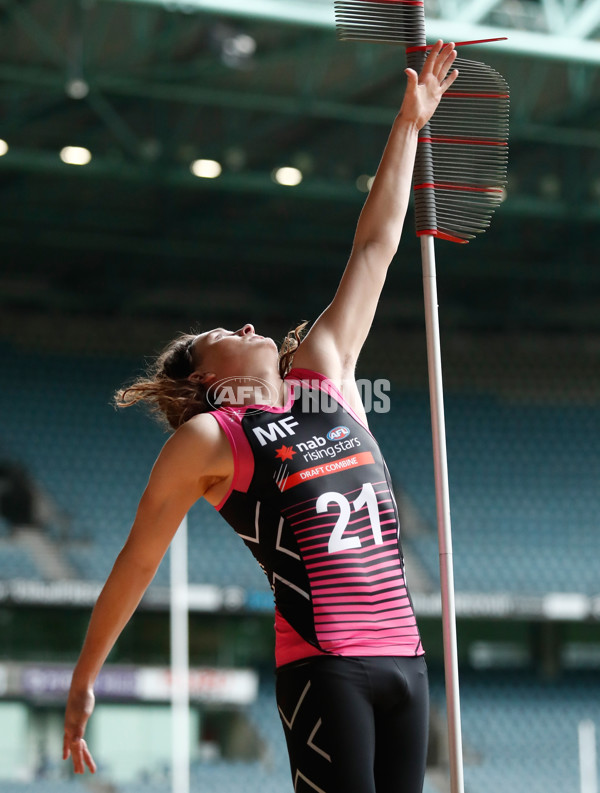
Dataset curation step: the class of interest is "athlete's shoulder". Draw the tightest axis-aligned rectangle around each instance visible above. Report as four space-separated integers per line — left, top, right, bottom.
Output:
156 412 229 469
182 410 223 434
174 411 229 449
141 412 232 506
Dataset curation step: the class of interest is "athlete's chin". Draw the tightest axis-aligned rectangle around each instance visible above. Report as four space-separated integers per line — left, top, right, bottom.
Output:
243 339 279 367
254 335 277 349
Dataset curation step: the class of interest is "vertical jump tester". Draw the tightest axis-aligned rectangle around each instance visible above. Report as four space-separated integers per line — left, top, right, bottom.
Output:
334 4 510 793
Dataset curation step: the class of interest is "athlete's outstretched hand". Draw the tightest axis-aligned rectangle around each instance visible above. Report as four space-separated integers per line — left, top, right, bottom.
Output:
63 684 97 774
399 40 458 130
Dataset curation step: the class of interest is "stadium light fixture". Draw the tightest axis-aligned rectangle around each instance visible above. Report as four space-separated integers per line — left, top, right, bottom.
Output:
273 166 303 186
190 159 222 178
65 78 90 100
355 175 370 193
60 146 92 165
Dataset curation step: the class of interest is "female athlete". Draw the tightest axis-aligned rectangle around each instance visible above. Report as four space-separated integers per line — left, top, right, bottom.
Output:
64 41 458 793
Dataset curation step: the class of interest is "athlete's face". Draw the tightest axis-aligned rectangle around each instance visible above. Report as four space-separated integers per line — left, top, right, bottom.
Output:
191 323 279 381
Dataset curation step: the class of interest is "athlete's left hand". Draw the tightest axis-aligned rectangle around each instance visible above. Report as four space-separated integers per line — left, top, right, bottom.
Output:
399 40 459 130
63 684 97 774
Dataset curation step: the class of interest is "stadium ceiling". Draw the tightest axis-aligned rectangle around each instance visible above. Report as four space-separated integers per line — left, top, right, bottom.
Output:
1 0 599 334
114 0 600 63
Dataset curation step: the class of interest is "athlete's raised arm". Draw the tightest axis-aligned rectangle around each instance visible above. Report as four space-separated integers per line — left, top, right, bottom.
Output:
293 41 458 390
63 413 232 774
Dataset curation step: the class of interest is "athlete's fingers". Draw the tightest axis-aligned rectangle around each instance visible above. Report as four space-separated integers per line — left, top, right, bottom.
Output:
422 39 444 75
432 43 456 79
438 46 457 79
67 737 95 774
62 735 71 762
404 67 419 91
441 68 460 92
70 740 83 774
82 741 97 774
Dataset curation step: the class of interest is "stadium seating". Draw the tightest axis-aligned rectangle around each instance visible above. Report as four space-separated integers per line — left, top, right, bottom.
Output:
1 344 599 793
0 346 599 595
0 543 42 579
439 671 600 793
0 669 597 793
0 783 88 793
370 391 600 595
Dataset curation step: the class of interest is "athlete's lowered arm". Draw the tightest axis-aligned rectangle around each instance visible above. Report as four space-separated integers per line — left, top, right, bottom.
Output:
294 41 458 387
63 414 232 774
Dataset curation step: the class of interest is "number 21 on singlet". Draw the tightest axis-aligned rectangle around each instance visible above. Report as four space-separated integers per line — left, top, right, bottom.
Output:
316 482 383 554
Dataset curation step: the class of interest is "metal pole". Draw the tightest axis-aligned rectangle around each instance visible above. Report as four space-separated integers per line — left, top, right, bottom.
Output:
170 515 190 793
421 234 465 793
579 719 598 793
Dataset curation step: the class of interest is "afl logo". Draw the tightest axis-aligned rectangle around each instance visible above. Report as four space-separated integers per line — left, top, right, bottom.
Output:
327 425 350 441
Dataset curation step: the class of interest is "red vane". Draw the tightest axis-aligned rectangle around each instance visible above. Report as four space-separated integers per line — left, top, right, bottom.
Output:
415 182 504 193
418 136 508 146
417 229 469 244
358 0 424 4
407 37 507 52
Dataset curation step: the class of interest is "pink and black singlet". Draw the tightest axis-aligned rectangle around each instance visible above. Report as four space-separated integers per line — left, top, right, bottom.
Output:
211 368 424 668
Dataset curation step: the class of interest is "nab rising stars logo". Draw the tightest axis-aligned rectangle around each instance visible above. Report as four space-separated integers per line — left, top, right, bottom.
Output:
275 445 296 461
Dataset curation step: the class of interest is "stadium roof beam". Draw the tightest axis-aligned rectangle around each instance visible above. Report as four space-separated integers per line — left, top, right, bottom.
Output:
457 0 506 24
2 63 600 150
103 0 600 65
540 0 567 34
4 0 66 67
565 0 600 38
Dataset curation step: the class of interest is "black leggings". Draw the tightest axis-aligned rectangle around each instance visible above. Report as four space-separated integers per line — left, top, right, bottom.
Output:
275 654 429 793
